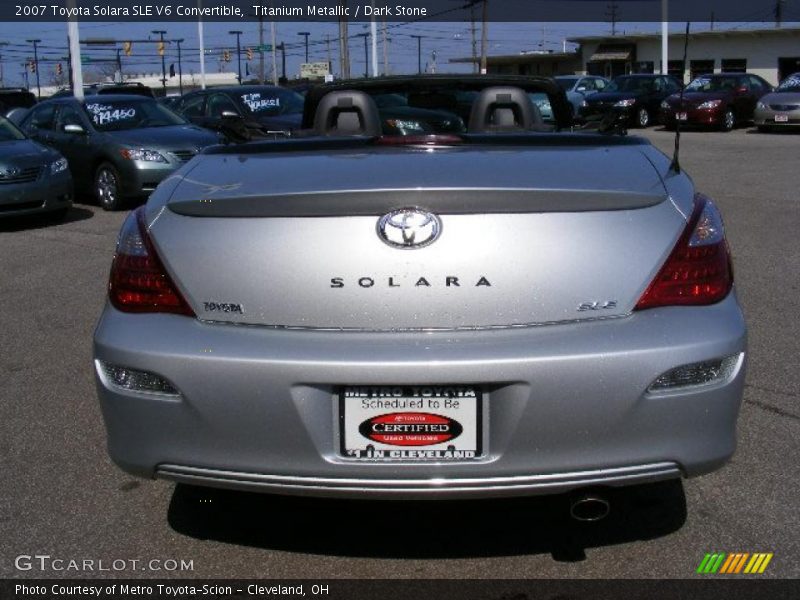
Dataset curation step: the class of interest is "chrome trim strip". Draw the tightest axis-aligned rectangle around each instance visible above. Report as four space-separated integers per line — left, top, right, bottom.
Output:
156 462 682 498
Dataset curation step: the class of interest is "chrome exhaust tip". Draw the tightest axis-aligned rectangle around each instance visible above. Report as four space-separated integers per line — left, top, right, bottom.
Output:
569 494 610 522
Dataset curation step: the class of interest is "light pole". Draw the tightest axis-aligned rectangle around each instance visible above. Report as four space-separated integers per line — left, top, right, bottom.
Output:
229 30 243 84
297 31 310 63
151 30 167 93
277 42 286 81
410 35 423 74
175 38 184 94
26 39 41 98
0 42 8 87
357 33 369 78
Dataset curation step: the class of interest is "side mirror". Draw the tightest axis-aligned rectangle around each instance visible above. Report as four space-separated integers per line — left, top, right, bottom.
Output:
736 86 749 94
63 123 85 134
220 110 241 119
575 86 588 94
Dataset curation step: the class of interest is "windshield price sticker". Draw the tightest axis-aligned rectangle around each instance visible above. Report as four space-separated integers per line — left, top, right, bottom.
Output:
781 75 800 89
340 385 481 460
86 103 136 125
241 92 280 112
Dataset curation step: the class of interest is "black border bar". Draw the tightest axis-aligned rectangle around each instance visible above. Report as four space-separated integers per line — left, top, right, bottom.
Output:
3 0 788 22
4 579 800 600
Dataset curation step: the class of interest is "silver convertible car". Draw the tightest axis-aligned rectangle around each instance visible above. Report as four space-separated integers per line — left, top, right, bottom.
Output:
94 76 746 516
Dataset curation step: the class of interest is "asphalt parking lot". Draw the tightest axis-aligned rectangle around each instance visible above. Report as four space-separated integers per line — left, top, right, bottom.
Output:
1 126 798 580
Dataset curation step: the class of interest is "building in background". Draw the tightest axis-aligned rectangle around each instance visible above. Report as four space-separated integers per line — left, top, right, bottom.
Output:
449 50 581 77
450 27 800 86
569 27 800 85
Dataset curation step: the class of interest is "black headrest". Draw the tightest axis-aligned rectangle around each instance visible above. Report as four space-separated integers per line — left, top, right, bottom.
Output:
313 90 382 137
468 86 541 133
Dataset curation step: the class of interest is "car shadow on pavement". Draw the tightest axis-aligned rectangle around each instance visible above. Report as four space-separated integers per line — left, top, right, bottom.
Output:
0 206 93 232
167 479 686 562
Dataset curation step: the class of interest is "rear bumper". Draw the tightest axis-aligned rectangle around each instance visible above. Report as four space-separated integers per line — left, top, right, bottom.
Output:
157 462 682 499
94 293 747 499
660 107 725 127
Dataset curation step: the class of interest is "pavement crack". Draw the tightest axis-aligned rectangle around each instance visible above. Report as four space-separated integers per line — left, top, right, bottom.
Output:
744 396 800 422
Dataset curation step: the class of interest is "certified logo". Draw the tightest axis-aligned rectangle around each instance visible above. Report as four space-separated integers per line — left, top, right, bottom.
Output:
377 208 441 249
359 412 462 446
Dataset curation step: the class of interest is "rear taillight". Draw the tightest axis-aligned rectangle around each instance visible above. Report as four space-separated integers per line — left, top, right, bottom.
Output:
635 194 733 310
108 206 195 316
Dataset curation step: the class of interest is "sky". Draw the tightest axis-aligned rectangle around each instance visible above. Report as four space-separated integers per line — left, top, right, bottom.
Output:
0 16 794 88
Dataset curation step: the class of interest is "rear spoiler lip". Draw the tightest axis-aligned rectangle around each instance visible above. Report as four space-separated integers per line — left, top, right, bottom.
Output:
168 188 666 218
200 133 651 156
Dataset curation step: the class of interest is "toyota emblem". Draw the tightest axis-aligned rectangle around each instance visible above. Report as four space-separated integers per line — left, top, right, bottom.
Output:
377 208 442 249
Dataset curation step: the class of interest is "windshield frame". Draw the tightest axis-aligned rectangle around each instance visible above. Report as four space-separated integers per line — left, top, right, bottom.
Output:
605 76 657 93
0 116 28 142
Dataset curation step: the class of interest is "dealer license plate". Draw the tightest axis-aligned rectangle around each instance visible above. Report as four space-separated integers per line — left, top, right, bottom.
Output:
775 114 789 123
340 385 482 460
676 112 688 121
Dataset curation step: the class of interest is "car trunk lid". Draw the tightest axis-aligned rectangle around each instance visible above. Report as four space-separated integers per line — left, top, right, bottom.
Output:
150 144 685 329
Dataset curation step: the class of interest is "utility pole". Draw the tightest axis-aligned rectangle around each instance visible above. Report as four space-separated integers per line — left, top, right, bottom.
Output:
270 21 278 84
357 33 369 78
67 0 84 100
775 0 784 27
229 30 243 83
198 0 206 89
326 34 332 73
382 20 388 75
175 39 184 94
258 15 265 83
370 5 378 78
297 31 310 63
479 0 488 75
115 48 122 82
470 2 478 73
27 39 41 98
339 3 350 79
0 42 7 87
151 30 167 93
606 2 619 36
411 34 423 74
277 42 286 81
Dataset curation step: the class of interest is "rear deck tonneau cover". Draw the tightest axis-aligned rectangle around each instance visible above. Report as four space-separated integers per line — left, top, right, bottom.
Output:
168 142 668 218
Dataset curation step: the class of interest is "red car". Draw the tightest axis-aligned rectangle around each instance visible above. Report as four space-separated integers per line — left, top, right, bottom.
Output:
660 73 772 131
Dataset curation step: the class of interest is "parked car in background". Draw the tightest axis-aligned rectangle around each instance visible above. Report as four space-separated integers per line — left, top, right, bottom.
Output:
173 85 305 135
371 92 465 135
754 72 800 131
554 75 609 117
51 82 157 100
159 96 183 111
0 116 72 220
580 74 682 128
18 95 219 210
0 88 36 116
660 73 772 131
